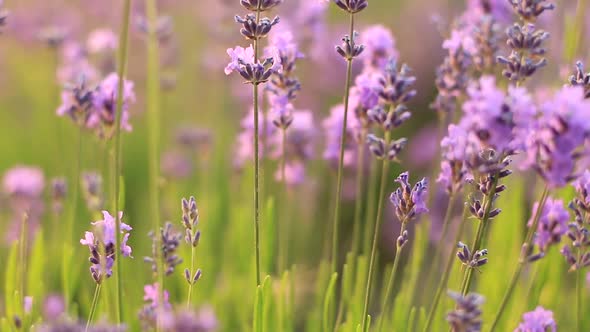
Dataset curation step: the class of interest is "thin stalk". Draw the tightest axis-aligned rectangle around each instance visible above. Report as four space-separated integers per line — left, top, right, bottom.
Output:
489 185 549 332
111 0 132 323
62 127 82 309
577 262 582 332
460 175 499 296
567 0 588 62
351 129 367 256
361 138 391 331
253 7 262 286
19 214 27 319
279 128 288 272
436 193 456 253
331 12 355 273
363 159 379 255
423 201 468 332
186 244 197 308
145 0 164 319
376 221 408 332
85 283 102 332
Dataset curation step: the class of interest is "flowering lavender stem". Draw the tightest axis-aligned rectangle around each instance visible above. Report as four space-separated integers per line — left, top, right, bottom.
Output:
85 283 102 332
460 175 500 296
351 129 367 256
253 7 262 287
489 186 549 332
111 0 132 322
331 12 355 274
145 0 164 319
423 198 466 332
361 131 392 331
376 221 408 332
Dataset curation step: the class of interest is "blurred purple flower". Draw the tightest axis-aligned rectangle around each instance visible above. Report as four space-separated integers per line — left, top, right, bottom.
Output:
322 103 361 168
92 73 135 135
234 108 276 169
514 306 556 332
521 86 590 187
359 25 398 70
24 296 33 314
528 198 569 252
143 283 170 309
87 28 118 54
43 294 65 320
3 166 44 198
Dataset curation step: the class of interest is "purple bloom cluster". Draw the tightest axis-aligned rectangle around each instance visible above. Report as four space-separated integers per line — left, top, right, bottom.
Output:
569 61 590 99
520 86 590 188
561 171 590 271
81 171 104 212
514 306 556 332
56 73 135 139
390 171 429 224
527 198 569 253
80 211 132 283
446 291 484 332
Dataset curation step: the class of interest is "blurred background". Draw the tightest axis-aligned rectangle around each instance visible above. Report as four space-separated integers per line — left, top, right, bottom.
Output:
0 0 588 330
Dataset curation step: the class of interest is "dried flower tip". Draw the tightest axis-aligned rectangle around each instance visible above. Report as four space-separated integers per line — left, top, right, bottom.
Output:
569 61 590 99
235 14 280 40
335 33 365 61
334 0 368 13
508 0 554 22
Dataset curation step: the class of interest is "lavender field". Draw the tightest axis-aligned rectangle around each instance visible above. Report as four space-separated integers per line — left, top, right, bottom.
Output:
0 0 588 331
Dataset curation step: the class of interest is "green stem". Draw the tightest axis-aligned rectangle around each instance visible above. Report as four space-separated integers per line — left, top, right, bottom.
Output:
488 185 549 332
376 221 408 332
253 7 262 287
577 260 582 332
567 0 587 62
111 0 132 323
187 244 196 308
460 174 500 296
279 128 288 272
19 214 27 319
351 129 367 256
363 159 379 255
423 201 468 332
331 12 355 274
85 283 102 332
361 142 391 331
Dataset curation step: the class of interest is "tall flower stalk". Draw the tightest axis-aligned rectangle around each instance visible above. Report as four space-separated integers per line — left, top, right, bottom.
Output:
111 0 133 322
360 57 415 331
377 172 428 332
330 0 366 273
227 0 282 286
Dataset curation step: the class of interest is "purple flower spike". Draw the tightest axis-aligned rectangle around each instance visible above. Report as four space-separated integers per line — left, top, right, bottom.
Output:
390 171 429 223
514 306 556 332
359 25 398 70
225 45 280 84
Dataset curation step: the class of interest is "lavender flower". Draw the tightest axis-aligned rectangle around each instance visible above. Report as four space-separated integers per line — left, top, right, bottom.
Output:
81 171 104 212
438 124 473 194
50 177 67 215
521 86 590 188
456 242 489 270
508 0 555 22
514 306 556 332
359 25 398 70
270 110 316 185
160 307 218 332
0 0 8 32
234 108 276 169
161 150 193 180
333 0 368 14
225 45 280 85
561 171 590 271
497 24 549 83
42 294 65 321
80 211 132 283
86 28 118 54
569 61 590 99
56 41 99 84
138 283 171 329
3 166 45 198
92 73 135 138
323 103 361 168
527 198 569 253
181 196 202 285
389 171 429 224
240 0 283 12
447 291 484 332
144 222 183 276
